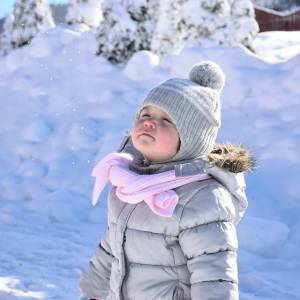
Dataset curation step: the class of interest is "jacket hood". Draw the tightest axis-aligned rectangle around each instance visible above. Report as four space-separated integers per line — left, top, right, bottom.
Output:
207 143 256 223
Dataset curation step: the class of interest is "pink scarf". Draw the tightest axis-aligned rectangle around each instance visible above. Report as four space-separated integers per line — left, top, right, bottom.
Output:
91 152 211 217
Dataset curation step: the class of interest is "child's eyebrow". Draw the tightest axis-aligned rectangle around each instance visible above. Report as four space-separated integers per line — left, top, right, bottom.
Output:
140 110 149 115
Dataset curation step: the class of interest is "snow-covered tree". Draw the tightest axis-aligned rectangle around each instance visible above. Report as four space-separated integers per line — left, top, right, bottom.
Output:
95 1 138 63
125 0 158 51
66 0 103 28
151 0 183 55
177 0 231 47
177 0 258 50
95 0 258 63
95 0 157 64
227 0 259 50
0 14 15 56
2 0 54 52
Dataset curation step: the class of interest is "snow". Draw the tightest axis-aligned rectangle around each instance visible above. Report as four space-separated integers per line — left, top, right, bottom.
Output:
253 31 300 62
238 216 290 258
123 50 160 81
28 35 51 59
0 24 300 299
66 0 103 28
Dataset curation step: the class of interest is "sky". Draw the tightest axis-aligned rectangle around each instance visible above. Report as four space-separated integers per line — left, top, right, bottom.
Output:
0 0 68 18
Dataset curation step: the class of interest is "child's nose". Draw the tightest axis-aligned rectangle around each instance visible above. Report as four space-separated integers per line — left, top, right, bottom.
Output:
143 118 156 128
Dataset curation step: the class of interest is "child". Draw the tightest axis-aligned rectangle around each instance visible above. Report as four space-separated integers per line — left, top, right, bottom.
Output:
79 61 254 300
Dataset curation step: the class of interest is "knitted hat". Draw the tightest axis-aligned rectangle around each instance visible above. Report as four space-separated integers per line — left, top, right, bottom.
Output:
135 60 225 162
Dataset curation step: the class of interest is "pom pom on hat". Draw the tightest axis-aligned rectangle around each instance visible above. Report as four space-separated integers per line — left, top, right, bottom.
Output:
189 61 225 92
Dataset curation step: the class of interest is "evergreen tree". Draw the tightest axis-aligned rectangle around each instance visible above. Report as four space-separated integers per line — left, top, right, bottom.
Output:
125 0 158 51
66 0 103 28
95 0 258 63
95 1 138 63
227 0 259 50
95 0 157 64
151 0 182 55
178 0 232 46
3 0 54 51
0 14 15 55
177 0 258 50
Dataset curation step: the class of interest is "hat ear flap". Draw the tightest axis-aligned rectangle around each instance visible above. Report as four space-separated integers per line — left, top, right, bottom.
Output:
117 131 131 152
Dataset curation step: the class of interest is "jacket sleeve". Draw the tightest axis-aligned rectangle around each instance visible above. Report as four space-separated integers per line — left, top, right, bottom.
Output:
79 227 113 300
178 182 239 300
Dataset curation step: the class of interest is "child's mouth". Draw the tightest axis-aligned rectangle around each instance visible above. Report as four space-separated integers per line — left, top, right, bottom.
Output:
141 132 154 139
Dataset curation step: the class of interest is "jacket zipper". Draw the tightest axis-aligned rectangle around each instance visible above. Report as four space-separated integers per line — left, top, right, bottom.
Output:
119 204 137 300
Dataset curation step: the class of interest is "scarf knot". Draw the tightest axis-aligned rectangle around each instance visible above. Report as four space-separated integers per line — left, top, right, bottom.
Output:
92 152 211 217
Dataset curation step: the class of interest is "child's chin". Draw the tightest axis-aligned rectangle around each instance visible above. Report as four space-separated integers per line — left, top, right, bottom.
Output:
134 138 155 150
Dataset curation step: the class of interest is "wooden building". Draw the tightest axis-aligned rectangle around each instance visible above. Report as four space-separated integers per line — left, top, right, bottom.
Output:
255 5 300 32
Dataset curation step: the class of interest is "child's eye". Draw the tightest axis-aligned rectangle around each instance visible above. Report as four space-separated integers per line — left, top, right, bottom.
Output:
140 113 150 118
163 118 172 123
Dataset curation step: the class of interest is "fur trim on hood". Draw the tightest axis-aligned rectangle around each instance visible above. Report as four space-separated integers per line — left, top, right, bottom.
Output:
207 143 256 173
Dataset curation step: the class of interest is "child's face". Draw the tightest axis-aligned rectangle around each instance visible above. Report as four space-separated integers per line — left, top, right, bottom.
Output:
131 105 180 163
131 105 180 162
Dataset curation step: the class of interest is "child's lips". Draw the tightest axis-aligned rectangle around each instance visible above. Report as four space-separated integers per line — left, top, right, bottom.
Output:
140 131 154 139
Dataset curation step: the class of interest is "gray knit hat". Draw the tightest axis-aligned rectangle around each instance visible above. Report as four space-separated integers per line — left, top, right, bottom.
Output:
135 60 225 162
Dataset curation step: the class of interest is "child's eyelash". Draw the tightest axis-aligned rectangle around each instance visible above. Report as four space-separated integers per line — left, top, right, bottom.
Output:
140 114 171 123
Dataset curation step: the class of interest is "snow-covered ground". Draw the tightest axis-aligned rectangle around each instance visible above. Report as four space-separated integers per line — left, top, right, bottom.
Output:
0 26 300 299
253 31 300 63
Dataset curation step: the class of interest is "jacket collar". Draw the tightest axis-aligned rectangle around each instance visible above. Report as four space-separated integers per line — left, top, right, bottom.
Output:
117 131 255 176
117 131 214 176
